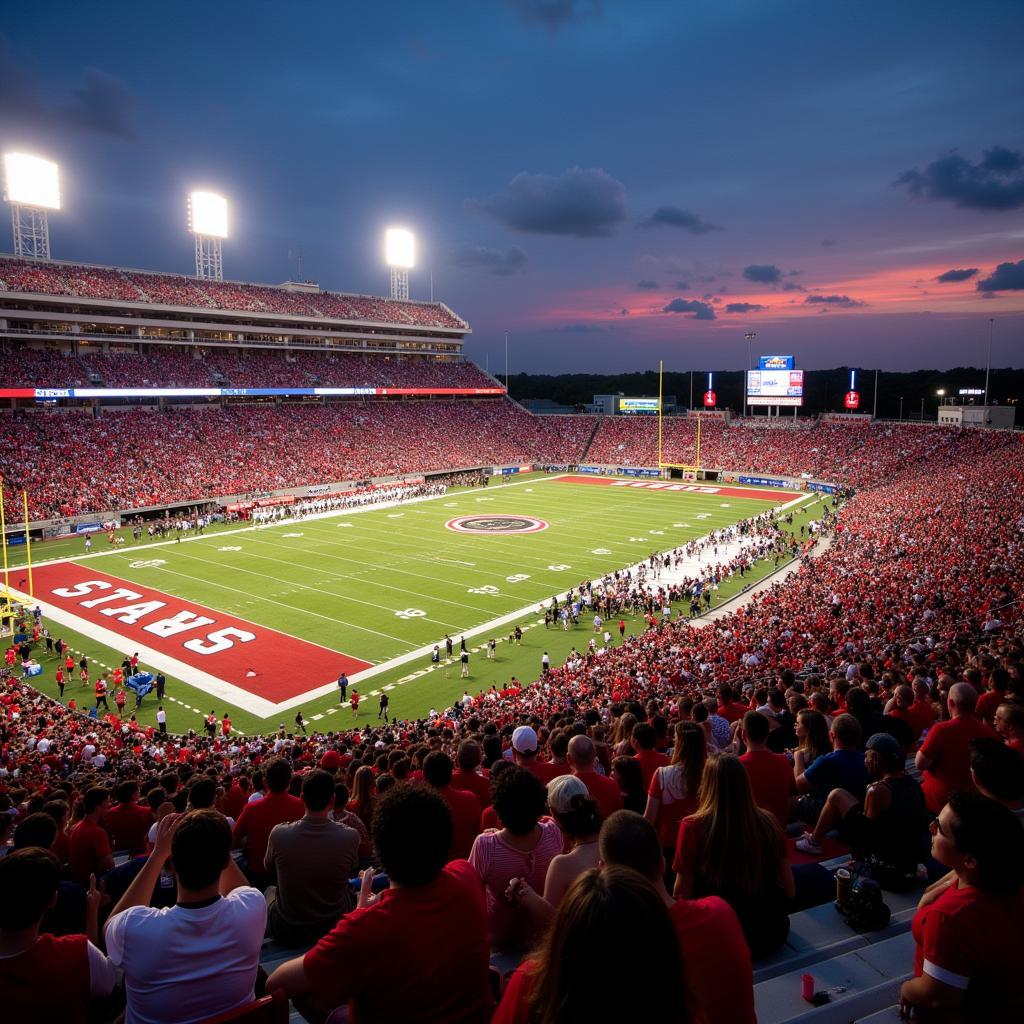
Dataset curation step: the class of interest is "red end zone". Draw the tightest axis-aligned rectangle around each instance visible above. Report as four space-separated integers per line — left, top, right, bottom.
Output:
31 562 370 703
556 475 802 501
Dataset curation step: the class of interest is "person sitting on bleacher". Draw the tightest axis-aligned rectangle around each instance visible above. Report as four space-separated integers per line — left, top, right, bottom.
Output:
795 733 928 883
673 753 795 958
600 810 755 1024
916 683 995 814
268 784 494 1024
794 713 868 825
968 738 1024 824
493 866 688 1024
900 793 1024 1022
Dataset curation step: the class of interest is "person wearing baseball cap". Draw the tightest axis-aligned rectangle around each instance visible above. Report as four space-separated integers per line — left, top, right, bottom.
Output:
511 725 558 784
796 732 928 876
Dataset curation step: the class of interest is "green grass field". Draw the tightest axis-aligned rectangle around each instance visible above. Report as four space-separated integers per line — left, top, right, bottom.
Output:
12 473 824 734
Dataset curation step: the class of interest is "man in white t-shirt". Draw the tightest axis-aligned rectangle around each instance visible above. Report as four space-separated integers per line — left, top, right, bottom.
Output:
105 809 266 1024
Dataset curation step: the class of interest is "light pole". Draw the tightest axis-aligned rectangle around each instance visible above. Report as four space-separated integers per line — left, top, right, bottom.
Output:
984 318 993 409
899 396 904 421
743 331 756 417
504 331 509 392
920 396 925 421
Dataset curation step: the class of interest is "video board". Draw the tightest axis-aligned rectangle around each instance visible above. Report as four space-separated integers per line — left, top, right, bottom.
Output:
746 369 804 407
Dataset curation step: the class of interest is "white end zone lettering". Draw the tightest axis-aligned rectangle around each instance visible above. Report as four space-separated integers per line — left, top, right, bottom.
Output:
100 600 167 624
144 611 216 638
183 627 257 655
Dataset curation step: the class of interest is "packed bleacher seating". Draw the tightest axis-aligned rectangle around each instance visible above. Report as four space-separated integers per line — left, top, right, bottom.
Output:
0 398 593 519
0 343 497 391
2 417 1023 1022
0 256 467 328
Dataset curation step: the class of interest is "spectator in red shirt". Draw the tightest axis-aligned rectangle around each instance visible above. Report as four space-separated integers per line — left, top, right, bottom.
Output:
739 711 795 829
900 793 1024 1021
103 780 154 856
510 725 558 784
493 866 687 1024
975 668 1010 724
268 784 493 1024
231 758 304 886
599 810 756 1024
644 721 706 867
0 848 117 1024
68 787 114 884
568 734 623 821
716 684 749 724
994 702 1024 755
916 683 996 813
449 740 492 809
630 722 669 789
423 750 481 861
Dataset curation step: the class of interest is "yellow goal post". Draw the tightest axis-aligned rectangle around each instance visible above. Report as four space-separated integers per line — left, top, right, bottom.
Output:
657 360 702 474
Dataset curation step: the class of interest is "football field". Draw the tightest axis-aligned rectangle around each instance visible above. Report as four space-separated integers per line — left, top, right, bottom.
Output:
17 473 817 732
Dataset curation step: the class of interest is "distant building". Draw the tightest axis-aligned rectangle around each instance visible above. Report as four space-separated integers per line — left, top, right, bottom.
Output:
937 404 1015 429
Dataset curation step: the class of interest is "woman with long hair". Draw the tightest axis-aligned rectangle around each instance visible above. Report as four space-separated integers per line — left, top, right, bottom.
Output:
792 709 832 777
611 755 646 814
493 867 689 1024
611 712 638 756
346 765 376 828
644 722 707 870
673 754 794 957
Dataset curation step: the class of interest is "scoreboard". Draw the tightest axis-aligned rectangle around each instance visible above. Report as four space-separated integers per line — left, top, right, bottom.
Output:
746 369 804 407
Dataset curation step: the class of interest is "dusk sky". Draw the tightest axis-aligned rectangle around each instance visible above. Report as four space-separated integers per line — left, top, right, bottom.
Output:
2 0 1023 373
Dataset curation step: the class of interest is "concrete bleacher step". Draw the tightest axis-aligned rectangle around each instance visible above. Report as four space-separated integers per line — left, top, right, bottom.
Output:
754 932 914 1024
853 1006 902 1024
754 887 920 984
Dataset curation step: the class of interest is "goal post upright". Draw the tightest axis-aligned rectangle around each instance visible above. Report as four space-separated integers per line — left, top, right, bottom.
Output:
657 360 702 475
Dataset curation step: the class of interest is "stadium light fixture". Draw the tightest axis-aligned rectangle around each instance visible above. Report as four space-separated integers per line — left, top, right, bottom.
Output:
385 227 415 300
187 191 228 281
3 152 61 259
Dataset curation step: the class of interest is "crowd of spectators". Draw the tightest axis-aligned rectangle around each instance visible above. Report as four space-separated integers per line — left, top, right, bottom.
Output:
0 257 467 329
2 418 1023 1021
0 343 496 391
0 399 594 520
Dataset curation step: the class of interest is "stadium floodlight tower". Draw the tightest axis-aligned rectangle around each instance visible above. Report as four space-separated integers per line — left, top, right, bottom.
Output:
188 191 228 281
3 152 61 259
385 227 415 300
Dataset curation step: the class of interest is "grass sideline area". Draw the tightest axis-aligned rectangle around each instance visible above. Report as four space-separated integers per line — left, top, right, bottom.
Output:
9 475 830 734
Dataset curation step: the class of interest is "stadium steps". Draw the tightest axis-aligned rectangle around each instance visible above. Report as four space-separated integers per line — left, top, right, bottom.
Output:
754 887 920 984
577 415 605 463
753 932 914 1024
853 1007 902 1024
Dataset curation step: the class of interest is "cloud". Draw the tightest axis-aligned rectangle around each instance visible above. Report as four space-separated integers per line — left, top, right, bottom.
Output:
638 206 721 234
821 238 838 247
724 302 766 313
895 146 1024 211
619 308 629 315
0 44 136 141
59 68 137 140
467 166 626 237
781 281 806 292
804 294 866 307
662 298 716 320
674 280 690 290
554 322 604 333
449 244 527 275
977 259 1024 292
506 0 602 31
935 267 979 283
635 279 659 290
742 264 782 284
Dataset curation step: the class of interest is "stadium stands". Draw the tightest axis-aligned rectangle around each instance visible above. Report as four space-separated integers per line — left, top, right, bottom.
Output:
0 256 466 328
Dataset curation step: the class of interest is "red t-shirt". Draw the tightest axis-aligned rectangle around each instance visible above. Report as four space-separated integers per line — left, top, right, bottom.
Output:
521 758 561 785
232 791 304 877
718 701 749 724
740 749 794 829
573 768 623 822
975 689 1006 723
670 896 757 1024
221 785 248 821
634 748 670 790
450 768 491 809
0 932 91 1024
919 716 996 813
103 802 153 856
647 765 698 848
912 880 1024 1020
304 860 493 1024
68 818 112 883
438 785 482 861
